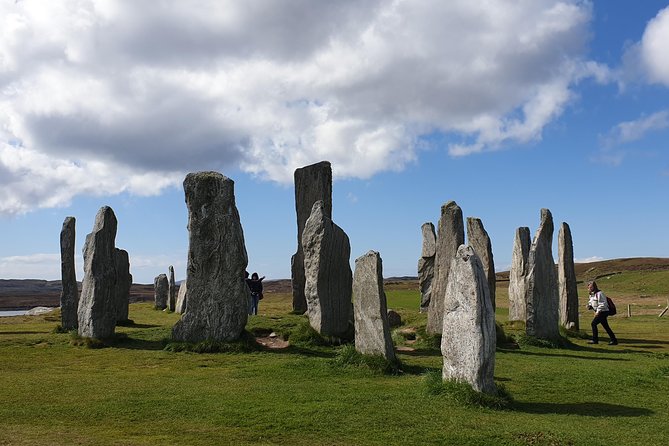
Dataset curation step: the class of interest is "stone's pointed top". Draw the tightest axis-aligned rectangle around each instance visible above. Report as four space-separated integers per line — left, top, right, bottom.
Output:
295 160 331 174
442 200 460 212
356 250 380 264
309 200 326 217
540 208 552 221
185 171 231 181
93 206 117 231
456 244 476 261
421 222 436 258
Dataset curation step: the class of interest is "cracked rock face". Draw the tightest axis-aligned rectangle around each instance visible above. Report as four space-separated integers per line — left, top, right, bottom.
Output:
466 217 496 310
418 222 436 313
508 227 530 322
154 274 168 310
114 248 131 322
558 222 579 331
60 216 78 331
441 244 496 395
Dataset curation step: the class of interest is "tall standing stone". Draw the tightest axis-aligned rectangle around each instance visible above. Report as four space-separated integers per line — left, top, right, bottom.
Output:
154 274 168 310
418 222 436 313
77 206 118 339
59 216 78 330
353 251 396 361
114 248 132 323
441 245 496 394
303 200 352 338
508 227 531 322
427 201 465 334
167 265 177 312
525 209 560 341
291 161 332 314
175 279 187 314
172 172 249 342
466 217 496 309
558 222 579 330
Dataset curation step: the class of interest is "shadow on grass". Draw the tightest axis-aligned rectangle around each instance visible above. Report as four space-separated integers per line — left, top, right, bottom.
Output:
118 322 161 329
513 401 653 417
261 344 337 358
110 336 167 351
497 348 631 361
0 331 48 335
395 348 442 357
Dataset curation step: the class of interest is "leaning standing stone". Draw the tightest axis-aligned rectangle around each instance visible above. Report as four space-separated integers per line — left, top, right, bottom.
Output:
558 222 579 330
172 172 249 342
175 278 187 314
114 248 132 323
291 161 333 314
508 227 531 322
59 216 78 330
77 206 118 339
441 245 496 394
427 201 464 334
525 209 560 341
167 265 177 312
154 274 168 310
418 222 436 313
466 217 496 309
353 251 396 361
303 200 352 338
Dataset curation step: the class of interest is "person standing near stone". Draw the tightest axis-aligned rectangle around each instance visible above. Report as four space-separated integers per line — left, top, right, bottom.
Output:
586 281 618 345
246 272 264 316
59 216 78 330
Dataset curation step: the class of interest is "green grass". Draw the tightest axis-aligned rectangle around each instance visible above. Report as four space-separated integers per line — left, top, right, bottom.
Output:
1 284 668 445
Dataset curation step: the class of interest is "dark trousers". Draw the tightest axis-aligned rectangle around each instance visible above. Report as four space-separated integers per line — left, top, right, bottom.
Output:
591 311 616 342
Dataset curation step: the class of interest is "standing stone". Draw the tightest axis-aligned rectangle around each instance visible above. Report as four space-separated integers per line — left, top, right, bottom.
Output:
172 172 249 342
303 200 352 338
441 245 496 394
558 222 579 331
59 216 78 330
114 248 132 323
353 251 396 361
291 161 332 314
466 217 496 309
418 222 436 313
77 206 118 339
525 209 560 341
508 227 531 322
167 265 177 312
175 279 187 314
427 201 465 334
154 274 168 310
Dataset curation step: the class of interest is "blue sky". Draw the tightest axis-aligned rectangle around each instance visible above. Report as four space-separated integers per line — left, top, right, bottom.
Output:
1 1 668 284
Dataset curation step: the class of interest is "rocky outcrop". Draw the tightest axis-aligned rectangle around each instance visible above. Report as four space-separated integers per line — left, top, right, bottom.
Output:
172 172 249 342
77 206 118 339
167 265 176 312
441 245 496 394
418 222 436 313
303 200 352 338
291 161 332 314
353 251 396 361
558 222 579 330
427 201 464 334
526 209 560 341
175 279 187 314
114 248 132 322
466 217 496 309
154 274 168 310
59 216 78 330
508 227 531 322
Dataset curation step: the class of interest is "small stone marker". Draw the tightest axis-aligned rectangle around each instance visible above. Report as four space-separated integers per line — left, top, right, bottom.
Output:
154 274 168 310
352 251 396 361
508 227 530 322
172 172 249 342
418 222 436 313
77 206 118 339
175 279 187 314
466 217 496 309
303 200 352 338
558 222 579 330
59 216 78 330
441 245 496 394
114 248 132 322
167 265 177 312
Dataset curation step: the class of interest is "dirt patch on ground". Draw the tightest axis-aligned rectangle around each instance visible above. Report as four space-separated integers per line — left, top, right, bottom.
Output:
255 335 290 349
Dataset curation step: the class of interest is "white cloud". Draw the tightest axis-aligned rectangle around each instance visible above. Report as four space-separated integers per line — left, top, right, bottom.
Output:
640 6 669 86
601 110 669 148
0 253 62 280
0 0 603 214
575 256 605 263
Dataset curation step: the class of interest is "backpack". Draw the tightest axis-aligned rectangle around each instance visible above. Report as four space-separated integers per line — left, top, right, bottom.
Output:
606 297 617 316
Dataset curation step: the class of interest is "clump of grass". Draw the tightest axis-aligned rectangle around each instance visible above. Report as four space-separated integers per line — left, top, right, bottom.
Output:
164 331 260 353
495 322 517 348
69 332 108 349
650 365 669 379
52 325 69 334
513 333 573 349
413 327 441 351
559 325 590 340
422 370 512 410
332 344 401 375
287 321 334 347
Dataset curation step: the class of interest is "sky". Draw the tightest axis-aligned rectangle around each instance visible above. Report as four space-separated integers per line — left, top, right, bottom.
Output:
1 0 669 284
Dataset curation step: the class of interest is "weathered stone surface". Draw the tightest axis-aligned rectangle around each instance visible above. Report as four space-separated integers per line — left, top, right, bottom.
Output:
466 217 496 309
59 216 78 330
525 209 560 341
175 279 187 314
114 248 132 322
352 251 396 361
154 274 168 310
303 200 352 338
427 201 464 334
387 310 402 328
77 206 118 339
508 227 531 322
167 265 176 312
558 222 579 330
441 244 496 394
418 222 436 313
291 161 332 314
172 172 249 342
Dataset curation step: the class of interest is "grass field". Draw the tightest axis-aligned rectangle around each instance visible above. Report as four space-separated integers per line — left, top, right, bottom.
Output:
1 277 668 445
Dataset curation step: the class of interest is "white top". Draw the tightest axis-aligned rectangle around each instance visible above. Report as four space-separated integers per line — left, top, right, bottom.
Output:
588 291 609 313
